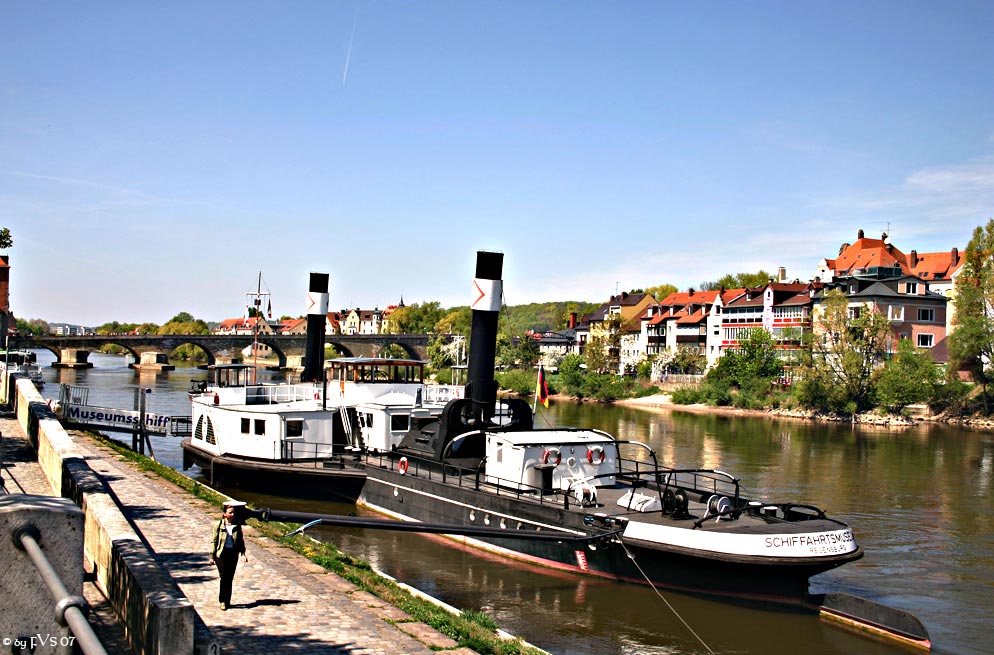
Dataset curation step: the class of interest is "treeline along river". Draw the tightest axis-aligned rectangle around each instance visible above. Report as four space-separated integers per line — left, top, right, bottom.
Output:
32 351 993 655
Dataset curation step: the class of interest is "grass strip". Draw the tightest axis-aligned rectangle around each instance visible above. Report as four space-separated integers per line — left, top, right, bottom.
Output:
85 431 544 655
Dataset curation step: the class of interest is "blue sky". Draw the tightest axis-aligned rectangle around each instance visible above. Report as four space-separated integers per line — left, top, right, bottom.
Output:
2 2 993 326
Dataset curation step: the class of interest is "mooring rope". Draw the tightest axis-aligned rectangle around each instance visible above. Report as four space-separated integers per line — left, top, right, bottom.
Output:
619 540 716 655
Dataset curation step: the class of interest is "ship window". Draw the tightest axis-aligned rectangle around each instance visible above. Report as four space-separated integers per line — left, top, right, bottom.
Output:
194 415 204 441
391 415 409 431
205 417 216 445
240 418 250 434
286 419 304 438
254 419 265 436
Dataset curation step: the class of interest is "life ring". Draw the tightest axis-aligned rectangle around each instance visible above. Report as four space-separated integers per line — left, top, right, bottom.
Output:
398 457 409 475
542 448 561 466
587 446 605 465
313 392 320 400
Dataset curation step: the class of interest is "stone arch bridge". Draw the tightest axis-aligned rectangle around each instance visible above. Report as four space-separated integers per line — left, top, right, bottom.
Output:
16 333 435 369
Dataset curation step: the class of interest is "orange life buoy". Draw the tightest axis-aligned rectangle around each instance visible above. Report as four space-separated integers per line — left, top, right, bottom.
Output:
542 448 561 466
314 392 320 400
398 457 409 475
587 446 605 465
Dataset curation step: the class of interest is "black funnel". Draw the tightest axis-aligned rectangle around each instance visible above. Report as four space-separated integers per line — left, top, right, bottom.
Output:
302 272 329 382
466 251 503 422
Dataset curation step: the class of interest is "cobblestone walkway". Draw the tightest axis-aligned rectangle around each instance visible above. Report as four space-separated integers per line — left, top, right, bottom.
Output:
2 412 477 655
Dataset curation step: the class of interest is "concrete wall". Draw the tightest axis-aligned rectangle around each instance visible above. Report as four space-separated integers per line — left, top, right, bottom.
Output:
8 376 194 655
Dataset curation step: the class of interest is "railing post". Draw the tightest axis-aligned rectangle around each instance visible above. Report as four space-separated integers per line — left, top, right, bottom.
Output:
0 495 107 655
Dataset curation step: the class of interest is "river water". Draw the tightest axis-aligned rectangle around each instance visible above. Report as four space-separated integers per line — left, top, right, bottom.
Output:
32 351 992 655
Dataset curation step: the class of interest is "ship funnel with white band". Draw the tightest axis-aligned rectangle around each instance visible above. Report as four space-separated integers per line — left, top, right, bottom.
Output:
302 272 330 382
466 251 503 423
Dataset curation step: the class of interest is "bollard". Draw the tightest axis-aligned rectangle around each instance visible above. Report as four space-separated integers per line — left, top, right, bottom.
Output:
0 495 97 655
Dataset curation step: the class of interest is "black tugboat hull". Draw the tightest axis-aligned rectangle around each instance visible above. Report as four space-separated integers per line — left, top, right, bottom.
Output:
358 466 860 604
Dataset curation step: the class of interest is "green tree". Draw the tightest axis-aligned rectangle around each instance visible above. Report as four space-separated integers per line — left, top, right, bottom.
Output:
583 335 612 374
557 353 587 397
701 271 773 291
166 312 196 324
0 227 12 249
427 334 455 372
874 339 940 412
435 307 472 336
671 346 707 374
387 302 446 334
157 313 209 361
948 219 994 413
644 284 679 302
704 328 783 408
16 318 49 336
796 289 893 413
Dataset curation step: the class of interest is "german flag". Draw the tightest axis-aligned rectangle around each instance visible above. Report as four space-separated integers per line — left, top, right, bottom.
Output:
536 364 549 408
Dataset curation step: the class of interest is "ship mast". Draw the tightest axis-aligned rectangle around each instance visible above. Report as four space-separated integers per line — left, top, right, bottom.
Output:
246 271 271 385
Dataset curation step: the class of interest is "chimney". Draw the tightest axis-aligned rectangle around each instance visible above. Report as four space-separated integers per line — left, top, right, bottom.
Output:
778 267 787 282
910 250 918 267
857 229 864 239
466 251 504 422
568 312 577 329
302 272 330 383
952 247 959 266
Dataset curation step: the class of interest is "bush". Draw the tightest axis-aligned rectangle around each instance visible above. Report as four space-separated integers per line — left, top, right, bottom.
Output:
634 385 662 398
929 379 976 415
497 369 538 396
670 386 705 404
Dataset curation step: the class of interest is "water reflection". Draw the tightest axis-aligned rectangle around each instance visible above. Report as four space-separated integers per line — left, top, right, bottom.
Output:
30 349 992 655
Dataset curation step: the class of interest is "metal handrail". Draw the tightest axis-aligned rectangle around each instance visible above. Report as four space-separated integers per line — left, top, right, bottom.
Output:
12 524 109 655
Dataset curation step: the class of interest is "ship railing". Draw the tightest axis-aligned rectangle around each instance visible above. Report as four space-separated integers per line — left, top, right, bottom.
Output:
362 448 572 506
226 439 348 468
611 440 742 508
167 416 193 437
423 385 464 404
245 384 318 405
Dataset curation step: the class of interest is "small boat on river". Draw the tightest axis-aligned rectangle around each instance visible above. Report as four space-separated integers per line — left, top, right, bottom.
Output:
1 349 44 388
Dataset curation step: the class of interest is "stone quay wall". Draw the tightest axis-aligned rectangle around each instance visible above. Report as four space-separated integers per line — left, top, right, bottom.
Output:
4 375 194 655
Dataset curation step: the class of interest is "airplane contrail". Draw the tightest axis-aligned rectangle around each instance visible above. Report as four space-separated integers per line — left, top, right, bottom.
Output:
342 5 358 85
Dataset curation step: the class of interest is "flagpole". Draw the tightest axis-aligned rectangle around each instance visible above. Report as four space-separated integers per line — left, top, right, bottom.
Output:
532 364 538 414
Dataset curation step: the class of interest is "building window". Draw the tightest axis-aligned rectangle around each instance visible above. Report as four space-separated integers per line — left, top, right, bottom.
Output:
906 282 918 294
917 334 934 348
848 307 861 319
918 308 935 322
888 305 904 321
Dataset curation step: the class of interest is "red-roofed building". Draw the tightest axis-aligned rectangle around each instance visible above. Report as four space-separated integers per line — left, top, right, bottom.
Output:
817 228 964 342
213 316 274 336
721 281 819 371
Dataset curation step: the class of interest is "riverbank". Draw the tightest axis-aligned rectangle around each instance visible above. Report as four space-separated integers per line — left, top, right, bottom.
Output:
613 392 994 431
